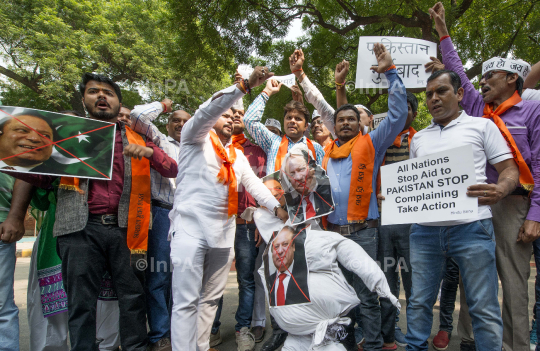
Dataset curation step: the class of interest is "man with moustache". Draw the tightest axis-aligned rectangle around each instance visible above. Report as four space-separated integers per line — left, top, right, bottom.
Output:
310 110 333 150
320 43 407 351
117 105 132 127
430 3 540 350
209 96 269 351
7 73 179 351
168 66 288 351
130 99 190 351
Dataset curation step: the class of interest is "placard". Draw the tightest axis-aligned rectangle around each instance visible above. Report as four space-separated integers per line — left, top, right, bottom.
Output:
381 145 478 225
355 36 437 89
0 106 115 179
237 64 254 79
272 74 296 88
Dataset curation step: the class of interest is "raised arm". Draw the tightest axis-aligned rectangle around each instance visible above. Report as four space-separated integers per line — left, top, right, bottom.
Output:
243 79 283 153
368 43 408 154
429 2 485 115
290 49 337 139
335 60 349 109
182 66 272 145
524 60 540 89
130 100 170 146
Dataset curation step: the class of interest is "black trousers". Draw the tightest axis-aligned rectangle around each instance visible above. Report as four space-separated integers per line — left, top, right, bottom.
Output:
57 219 147 351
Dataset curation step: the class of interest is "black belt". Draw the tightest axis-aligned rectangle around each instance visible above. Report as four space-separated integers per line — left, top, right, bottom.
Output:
510 187 530 196
151 200 173 210
327 219 379 236
88 214 118 225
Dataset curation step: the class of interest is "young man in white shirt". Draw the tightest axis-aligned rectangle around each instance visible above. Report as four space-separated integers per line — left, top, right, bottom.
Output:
168 66 288 351
396 70 519 351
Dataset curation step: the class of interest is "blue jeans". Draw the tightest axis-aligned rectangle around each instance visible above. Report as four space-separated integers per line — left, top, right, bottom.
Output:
533 238 540 350
378 223 412 344
439 257 459 334
212 223 259 332
145 206 173 343
340 227 382 351
0 241 19 351
405 219 502 351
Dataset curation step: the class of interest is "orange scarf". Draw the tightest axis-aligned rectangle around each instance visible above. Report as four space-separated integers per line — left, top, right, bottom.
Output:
392 127 417 148
59 126 151 252
232 133 248 152
483 91 534 191
275 136 317 171
209 130 238 217
322 134 375 221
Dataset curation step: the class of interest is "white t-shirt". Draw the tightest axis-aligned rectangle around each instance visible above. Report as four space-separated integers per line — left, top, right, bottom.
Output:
522 88 540 101
410 112 512 226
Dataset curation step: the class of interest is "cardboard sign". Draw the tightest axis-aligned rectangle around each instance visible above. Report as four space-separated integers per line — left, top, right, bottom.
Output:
380 145 478 225
0 106 115 179
272 74 296 88
355 36 437 89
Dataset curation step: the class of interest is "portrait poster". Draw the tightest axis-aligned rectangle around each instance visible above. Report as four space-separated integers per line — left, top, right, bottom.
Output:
0 106 115 179
263 224 311 307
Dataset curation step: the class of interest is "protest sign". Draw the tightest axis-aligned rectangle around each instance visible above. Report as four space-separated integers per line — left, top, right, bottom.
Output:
272 74 296 88
372 112 387 129
355 36 437 89
0 106 115 179
380 145 478 225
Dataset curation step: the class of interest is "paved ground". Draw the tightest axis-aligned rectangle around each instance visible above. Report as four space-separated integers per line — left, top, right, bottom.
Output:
14 256 537 351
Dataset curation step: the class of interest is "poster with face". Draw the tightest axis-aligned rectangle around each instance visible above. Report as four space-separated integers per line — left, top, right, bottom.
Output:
263 224 311 307
0 106 115 179
278 147 335 225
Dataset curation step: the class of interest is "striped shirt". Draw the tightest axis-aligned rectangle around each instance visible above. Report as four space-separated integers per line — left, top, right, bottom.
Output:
385 133 411 165
243 93 325 174
0 172 15 222
130 102 179 205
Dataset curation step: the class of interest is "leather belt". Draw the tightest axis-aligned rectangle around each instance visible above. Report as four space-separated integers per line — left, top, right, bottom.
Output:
151 200 173 210
236 218 253 225
510 187 530 196
327 219 378 236
89 214 118 225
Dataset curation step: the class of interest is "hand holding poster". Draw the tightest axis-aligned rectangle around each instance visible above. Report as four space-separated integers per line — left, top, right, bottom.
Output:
380 145 478 225
355 36 437 89
0 106 115 179
272 74 296 88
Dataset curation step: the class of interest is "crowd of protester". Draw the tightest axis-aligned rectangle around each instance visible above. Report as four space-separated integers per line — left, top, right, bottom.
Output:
2 2 540 351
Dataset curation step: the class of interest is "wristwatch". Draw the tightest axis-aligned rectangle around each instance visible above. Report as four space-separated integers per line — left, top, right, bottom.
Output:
273 205 280 216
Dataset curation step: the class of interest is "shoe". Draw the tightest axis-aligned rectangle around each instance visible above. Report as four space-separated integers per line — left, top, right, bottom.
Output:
460 341 476 351
382 344 397 350
209 330 222 347
252 326 266 343
433 331 450 350
261 332 288 351
394 325 407 347
531 319 538 351
236 327 256 351
148 337 172 351
355 326 365 346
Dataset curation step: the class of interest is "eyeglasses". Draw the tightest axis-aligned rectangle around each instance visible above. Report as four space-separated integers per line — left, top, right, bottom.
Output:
481 70 508 81
310 119 323 129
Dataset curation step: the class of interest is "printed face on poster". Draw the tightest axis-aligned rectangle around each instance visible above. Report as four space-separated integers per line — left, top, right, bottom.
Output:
263 224 311 307
380 145 478 225
0 106 115 179
355 36 437 89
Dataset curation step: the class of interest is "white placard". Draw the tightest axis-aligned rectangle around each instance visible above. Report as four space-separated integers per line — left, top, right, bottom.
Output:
372 112 387 129
272 74 296 88
381 145 478 225
238 64 254 79
355 36 437 89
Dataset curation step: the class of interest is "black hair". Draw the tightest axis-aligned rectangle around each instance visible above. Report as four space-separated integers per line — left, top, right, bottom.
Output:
120 105 133 111
58 110 83 117
427 70 462 94
283 101 311 123
508 74 524 96
406 91 418 113
1 111 58 141
333 104 361 124
78 73 123 102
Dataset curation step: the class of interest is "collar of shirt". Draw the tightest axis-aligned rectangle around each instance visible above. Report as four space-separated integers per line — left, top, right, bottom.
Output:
0 160 40 172
167 136 180 145
429 111 468 130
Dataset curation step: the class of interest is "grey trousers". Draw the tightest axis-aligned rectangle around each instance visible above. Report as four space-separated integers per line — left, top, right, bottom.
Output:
458 195 531 351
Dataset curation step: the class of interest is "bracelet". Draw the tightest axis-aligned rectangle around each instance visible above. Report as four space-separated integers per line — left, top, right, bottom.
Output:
161 102 168 113
440 35 450 42
385 65 397 72
335 81 345 89
292 68 303 73
238 80 247 94
243 78 251 94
